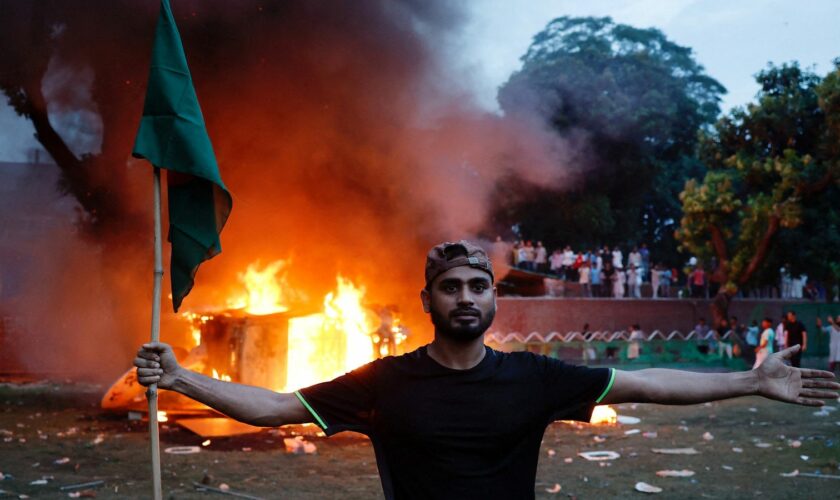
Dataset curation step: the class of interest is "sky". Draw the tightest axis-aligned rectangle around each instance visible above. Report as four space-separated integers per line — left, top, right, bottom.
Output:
2 0 839 161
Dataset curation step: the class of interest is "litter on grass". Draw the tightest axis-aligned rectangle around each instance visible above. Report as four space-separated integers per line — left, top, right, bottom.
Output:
635 482 663 493
578 451 620 461
651 448 699 455
655 470 695 477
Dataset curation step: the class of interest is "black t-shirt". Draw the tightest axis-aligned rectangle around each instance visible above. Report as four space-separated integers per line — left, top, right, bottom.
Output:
785 320 807 347
296 345 613 500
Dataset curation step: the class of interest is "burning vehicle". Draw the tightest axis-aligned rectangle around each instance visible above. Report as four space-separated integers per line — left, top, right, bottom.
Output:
101 260 408 417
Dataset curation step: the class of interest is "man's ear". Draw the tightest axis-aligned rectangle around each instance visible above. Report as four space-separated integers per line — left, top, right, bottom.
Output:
420 288 431 313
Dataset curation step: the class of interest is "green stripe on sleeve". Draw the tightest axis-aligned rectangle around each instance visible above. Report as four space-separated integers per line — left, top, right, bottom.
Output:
595 368 616 404
294 391 328 430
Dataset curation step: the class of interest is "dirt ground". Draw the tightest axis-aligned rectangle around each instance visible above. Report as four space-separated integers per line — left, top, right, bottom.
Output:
1 380 838 499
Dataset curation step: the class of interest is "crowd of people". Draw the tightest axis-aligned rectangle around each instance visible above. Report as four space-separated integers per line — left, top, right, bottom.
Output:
495 239 678 299
691 310 840 373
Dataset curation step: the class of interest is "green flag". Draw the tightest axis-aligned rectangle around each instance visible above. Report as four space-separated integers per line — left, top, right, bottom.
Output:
132 0 232 312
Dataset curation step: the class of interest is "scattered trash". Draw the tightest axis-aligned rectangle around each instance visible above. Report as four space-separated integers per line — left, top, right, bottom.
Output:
780 470 799 478
642 432 658 439
547 449 556 457
656 469 695 477
90 434 104 446
578 451 620 461
60 480 105 492
593 436 607 443
721 465 734 471
624 429 640 435
54 457 71 465
731 447 743 453
754 442 772 448
164 446 201 455
702 432 714 441
797 472 840 480
202 440 211 446
789 440 802 448
748 407 757 412
241 447 252 452
813 410 830 417
635 482 662 493
651 448 699 455
678 425 690 432
67 490 97 498
800 455 809 461
283 436 317 454
192 481 264 499
564 457 573 464
617 415 640 425
545 483 562 494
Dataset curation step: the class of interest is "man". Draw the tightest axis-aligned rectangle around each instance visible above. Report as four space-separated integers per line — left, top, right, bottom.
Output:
534 241 548 273
754 317 776 368
135 241 838 500
784 311 808 368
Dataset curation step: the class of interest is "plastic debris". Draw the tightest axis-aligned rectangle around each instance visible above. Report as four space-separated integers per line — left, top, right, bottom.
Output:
651 448 699 455
702 432 714 441
656 469 695 477
67 490 97 498
593 436 607 443
29 479 48 486
164 446 201 455
642 432 658 438
90 434 104 446
54 457 70 465
617 415 640 425
546 449 556 457
219 484 230 491
721 465 734 471
678 425 689 431
754 442 771 448
578 451 620 461
780 470 799 478
563 457 573 464
800 455 809 461
748 407 757 412
545 483 561 494
789 440 801 448
283 436 317 454
624 429 640 435
635 482 662 493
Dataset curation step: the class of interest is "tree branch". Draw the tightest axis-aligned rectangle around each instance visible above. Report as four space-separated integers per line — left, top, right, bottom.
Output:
708 223 729 283
738 213 780 285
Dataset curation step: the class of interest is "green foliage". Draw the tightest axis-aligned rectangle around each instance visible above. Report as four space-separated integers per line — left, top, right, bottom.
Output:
676 62 840 293
492 17 724 261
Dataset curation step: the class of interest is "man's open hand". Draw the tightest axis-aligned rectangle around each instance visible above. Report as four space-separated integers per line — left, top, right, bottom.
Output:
756 345 839 406
134 342 183 390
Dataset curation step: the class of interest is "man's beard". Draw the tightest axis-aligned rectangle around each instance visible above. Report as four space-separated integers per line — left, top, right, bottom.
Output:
430 305 496 342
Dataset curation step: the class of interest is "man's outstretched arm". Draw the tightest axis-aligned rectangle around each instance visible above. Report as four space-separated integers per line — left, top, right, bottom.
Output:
601 345 839 406
134 342 311 427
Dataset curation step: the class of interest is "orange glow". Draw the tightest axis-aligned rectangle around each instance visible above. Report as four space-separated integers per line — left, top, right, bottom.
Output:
211 368 232 382
589 405 617 425
157 411 168 423
283 276 376 391
182 311 212 347
228 260 294 315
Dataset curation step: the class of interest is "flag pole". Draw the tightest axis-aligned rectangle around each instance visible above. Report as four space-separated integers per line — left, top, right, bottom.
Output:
147 166 164 500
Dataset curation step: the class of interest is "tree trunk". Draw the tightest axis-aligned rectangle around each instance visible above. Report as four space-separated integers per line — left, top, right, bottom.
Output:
709 290 732 330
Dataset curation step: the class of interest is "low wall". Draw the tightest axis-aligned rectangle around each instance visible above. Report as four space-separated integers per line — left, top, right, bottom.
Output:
491 297 839 358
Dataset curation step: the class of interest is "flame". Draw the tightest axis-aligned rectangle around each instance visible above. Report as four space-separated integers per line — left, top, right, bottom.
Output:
284 276 376 391
182 311 212 347
589 405 617 425
157 411 168 423
211 368 232 382
228 260 294 315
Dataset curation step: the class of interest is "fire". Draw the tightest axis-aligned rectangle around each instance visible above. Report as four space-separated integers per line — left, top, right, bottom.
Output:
284 276 377 391
227 260 295 315
211 369 232 382
182 311 212 347
589 405 617 425
157 411 168 423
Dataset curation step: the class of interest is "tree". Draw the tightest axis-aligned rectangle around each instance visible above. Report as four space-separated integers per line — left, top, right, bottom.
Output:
493 16 724 260
676 62 840 323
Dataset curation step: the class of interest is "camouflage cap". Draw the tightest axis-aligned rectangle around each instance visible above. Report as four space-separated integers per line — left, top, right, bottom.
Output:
424 240 494 288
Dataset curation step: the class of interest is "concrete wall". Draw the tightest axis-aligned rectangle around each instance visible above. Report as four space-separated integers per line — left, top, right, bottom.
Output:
491 297 796 334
